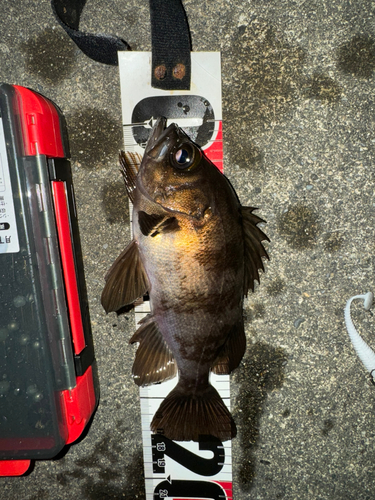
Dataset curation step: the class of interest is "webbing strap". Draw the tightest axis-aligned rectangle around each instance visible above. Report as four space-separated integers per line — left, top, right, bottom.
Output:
51 0 191 89
149 0 191 90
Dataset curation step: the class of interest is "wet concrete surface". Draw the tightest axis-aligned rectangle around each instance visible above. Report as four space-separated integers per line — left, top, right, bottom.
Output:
1 0 375 498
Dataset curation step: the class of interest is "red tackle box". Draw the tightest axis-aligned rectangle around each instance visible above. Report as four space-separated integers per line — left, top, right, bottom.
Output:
0 84 99 476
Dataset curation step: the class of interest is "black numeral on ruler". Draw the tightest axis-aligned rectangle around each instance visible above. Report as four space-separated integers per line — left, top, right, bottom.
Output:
154 480 227 499
152 434 225 476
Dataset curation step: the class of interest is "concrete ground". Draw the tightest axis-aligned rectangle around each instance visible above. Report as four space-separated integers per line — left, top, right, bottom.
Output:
1 0 375 498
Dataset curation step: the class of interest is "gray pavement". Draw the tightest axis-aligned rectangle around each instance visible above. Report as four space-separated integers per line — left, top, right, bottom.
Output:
1 0 375 498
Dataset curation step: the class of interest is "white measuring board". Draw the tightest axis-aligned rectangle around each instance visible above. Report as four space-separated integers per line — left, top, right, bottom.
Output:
119 52 232 500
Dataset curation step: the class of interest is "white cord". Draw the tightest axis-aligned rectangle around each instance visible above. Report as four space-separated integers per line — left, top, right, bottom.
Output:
344 292 375 383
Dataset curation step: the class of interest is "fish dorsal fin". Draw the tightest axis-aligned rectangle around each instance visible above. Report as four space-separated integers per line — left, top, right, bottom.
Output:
119 150 142 203
138 211 179 237
241 206 270 294
212 319 246 375
101 240 149 313
129 315 177 386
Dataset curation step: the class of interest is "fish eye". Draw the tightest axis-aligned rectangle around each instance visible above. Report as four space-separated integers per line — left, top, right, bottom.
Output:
170 143 201 171
175 148 190 165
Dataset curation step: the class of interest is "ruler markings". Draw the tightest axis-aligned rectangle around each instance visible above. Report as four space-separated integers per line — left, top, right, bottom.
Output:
119 52 232 500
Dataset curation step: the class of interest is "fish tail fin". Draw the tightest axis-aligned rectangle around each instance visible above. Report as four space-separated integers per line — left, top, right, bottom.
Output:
151 381 236 442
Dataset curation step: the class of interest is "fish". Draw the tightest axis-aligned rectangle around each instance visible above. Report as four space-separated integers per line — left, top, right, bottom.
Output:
101 117 269 442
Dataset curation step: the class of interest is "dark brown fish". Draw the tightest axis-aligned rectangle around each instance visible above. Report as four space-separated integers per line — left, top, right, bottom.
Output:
101 117 269 442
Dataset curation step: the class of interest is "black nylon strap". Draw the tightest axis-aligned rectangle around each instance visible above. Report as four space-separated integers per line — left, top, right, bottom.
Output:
51 0 191 90
149 0 191 90
51 0 130 66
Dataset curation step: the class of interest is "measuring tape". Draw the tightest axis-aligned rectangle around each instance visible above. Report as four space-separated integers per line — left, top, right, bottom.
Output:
119 52 233 499
134 304 232 499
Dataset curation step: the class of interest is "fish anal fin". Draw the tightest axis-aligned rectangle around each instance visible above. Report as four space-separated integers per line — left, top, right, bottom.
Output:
130 316 177 386
101 240 149 313
241 206 270 294
151 382 236 442
212 319 246 375
139 211 179 237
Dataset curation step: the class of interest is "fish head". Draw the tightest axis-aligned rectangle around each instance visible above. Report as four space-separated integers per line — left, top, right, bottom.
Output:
138 117 213 219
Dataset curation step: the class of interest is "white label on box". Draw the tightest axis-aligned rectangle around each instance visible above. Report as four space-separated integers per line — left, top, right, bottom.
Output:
0 117 20 253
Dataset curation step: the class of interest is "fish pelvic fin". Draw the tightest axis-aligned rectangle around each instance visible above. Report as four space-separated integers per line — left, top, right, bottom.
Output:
101 239 149 313
212 319 246 375
130 315 177 386
151 381 236 442
241 206 270 294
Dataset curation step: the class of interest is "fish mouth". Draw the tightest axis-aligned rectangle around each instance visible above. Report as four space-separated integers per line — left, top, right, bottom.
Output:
144 117 182 160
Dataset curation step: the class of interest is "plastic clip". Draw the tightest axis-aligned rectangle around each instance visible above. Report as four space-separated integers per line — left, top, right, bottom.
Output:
344 292 375 384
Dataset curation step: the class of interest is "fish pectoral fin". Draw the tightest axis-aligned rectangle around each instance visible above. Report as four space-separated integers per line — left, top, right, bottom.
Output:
119 150 141 203
101 240 149 313
158 216 179 234
138 210 179 237
241 206 270 294
129 316 177 386
212 319 246 375
138 211 164 236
